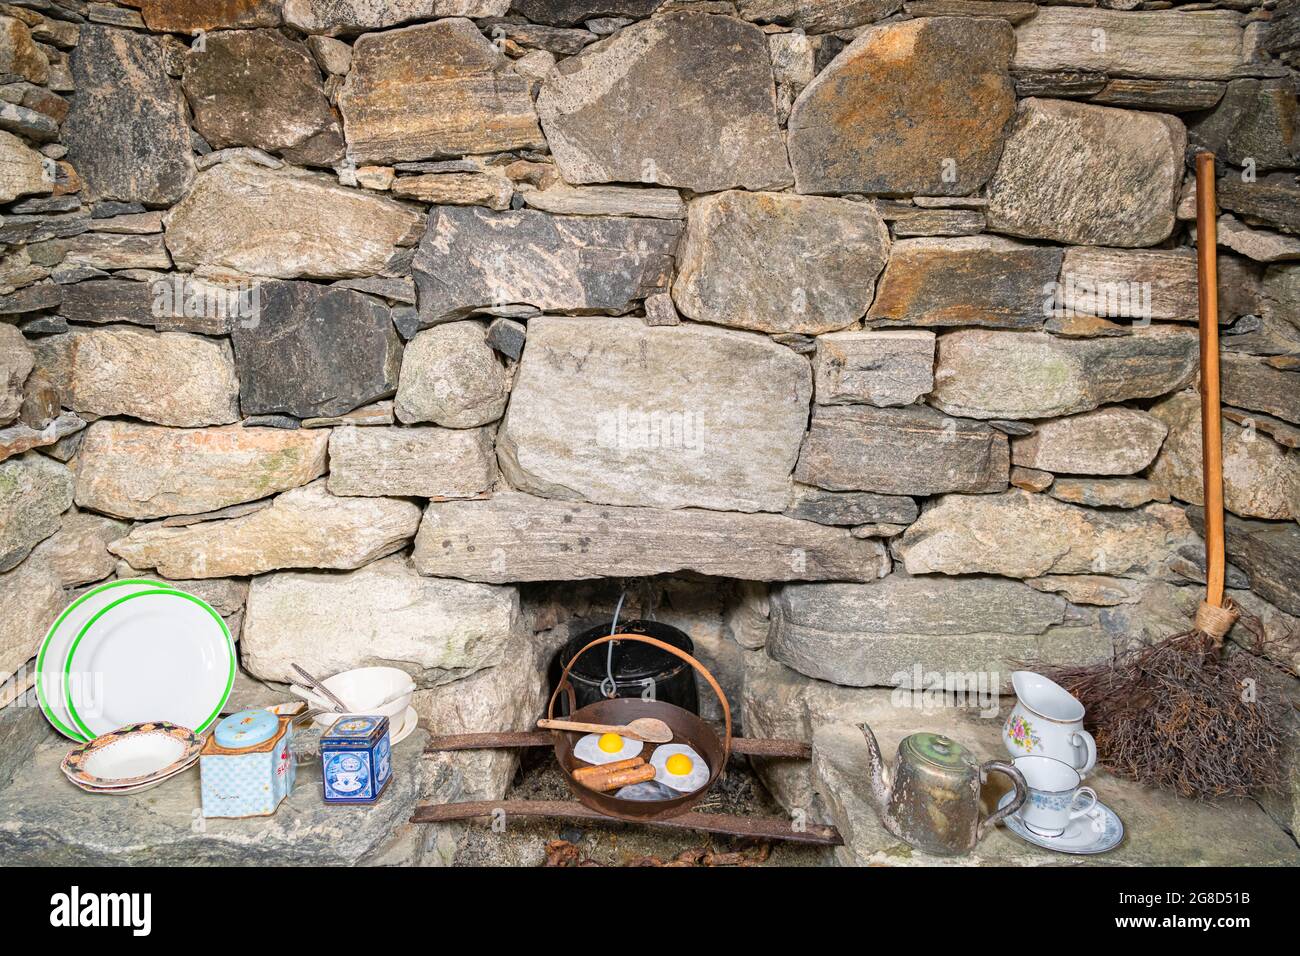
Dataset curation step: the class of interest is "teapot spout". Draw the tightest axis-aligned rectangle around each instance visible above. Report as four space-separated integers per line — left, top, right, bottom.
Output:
856 722 892 810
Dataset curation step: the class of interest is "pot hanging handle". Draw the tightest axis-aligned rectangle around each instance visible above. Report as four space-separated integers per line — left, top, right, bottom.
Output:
546 633 732 765
976 760 1028 841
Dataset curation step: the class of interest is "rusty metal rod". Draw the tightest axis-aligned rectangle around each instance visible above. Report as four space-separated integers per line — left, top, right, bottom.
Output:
424 731 812 759
410 799 844 846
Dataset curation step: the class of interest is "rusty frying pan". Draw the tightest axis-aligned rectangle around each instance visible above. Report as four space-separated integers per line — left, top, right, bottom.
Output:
545 633 732 822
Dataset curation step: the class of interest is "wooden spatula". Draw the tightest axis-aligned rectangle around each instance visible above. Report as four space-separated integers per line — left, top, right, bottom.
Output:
536 716 674 743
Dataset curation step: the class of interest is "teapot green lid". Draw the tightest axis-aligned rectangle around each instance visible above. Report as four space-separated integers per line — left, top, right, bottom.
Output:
902 733 976 771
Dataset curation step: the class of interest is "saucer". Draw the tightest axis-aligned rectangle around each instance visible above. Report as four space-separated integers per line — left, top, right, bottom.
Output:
997 791 1124 854
389 706 418 747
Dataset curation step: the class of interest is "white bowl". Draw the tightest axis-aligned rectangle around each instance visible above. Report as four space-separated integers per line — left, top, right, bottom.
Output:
304 666 414 730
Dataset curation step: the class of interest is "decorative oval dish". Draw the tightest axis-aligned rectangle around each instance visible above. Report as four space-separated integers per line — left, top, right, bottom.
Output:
61 721 203 791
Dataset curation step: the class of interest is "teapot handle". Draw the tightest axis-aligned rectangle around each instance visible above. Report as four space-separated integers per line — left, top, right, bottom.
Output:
977 759 1028 840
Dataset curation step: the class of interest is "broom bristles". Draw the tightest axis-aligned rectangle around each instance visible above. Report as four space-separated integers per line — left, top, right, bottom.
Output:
1040 603 1293 801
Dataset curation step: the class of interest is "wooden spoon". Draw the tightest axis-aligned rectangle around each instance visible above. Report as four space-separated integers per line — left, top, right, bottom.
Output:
537 716 674 743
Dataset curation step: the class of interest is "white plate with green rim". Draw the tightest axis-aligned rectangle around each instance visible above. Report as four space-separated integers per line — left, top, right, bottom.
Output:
36 579 180 741
64 589 234 741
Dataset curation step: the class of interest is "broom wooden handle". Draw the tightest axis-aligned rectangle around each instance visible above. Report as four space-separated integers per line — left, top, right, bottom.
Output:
1195 152 1227 610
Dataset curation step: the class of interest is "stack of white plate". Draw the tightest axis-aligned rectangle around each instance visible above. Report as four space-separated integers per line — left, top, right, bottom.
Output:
37 580 235 743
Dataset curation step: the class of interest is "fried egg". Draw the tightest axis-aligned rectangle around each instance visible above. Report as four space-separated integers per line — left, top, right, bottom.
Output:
650 743 709 793
573 731 643 765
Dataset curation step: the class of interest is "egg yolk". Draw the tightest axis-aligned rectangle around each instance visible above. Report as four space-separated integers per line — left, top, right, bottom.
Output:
597 733 624 753
665 753 694 776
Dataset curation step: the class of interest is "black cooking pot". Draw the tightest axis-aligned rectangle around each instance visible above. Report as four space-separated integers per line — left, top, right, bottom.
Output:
549 619 700 716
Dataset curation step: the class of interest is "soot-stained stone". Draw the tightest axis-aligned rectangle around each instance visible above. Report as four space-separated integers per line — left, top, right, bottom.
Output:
64 26 195 207
231 281 402 419
182 30 344 167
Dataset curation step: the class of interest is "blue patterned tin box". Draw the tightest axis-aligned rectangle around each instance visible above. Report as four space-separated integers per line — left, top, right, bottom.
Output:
200 709 295 818
320 715 391 804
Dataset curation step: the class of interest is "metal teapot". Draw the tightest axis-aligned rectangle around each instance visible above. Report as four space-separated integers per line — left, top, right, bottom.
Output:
858 725 1027 856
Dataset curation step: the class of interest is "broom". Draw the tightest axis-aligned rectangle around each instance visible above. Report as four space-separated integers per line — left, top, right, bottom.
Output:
1042 153 1291 800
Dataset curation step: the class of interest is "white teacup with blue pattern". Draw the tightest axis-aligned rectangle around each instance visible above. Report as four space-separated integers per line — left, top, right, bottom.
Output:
1012 755 1098 838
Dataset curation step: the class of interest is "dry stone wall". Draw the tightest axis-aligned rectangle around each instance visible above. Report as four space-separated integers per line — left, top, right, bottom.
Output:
0 0 1298 822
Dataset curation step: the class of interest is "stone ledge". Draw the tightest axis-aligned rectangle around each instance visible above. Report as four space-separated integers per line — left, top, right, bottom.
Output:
814 719 1298 867
0 716 431 866
743 652 1299 866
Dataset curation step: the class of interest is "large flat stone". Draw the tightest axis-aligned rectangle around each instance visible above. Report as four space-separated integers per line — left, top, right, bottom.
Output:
110 480 421 579
231 281 402 419
788 17 1015 196
1150 390 1298 521
394 322 508 428
1010 406 1168 476
896 489 1193 578
164 162 424 280
0 452 71 573
74 420 329 520
511 0 659 26
536 12 791 193
242 554 519 685
327 425 495 498
929 327 1197 419
498 317 811 512
182 29 343 167
812 330 935 408
868 236 1060 329
338 19 543 164
412 206 679 325
672 191 888 334
738 0 898 33
411 492 890 583
1014 9 1244 81
64 26 195 206
1057 247 1199 323
135 0 283 32
286 1 511 34
768 576 1093 689
986 98 1184 247
795 405 1009 497
33 326 240 427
